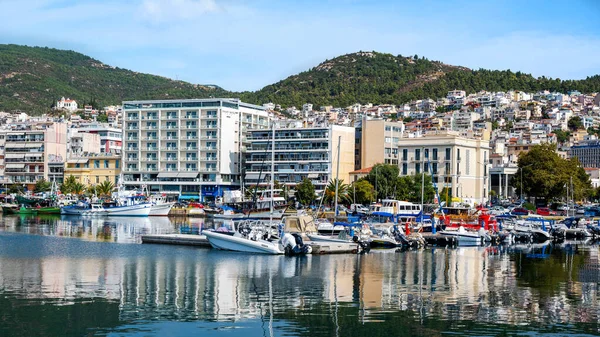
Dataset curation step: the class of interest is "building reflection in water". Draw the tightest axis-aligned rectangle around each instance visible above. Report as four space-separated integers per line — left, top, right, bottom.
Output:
1 232 600 330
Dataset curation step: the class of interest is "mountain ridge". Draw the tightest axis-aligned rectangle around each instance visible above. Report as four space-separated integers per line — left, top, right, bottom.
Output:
1 44 599 113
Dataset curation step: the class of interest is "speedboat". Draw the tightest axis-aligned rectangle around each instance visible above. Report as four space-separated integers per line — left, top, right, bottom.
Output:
513 220 552 242
203 219 311 255
439 226 482 246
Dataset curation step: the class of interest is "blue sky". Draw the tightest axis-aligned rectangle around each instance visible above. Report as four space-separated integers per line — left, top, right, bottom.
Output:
1 0 600 91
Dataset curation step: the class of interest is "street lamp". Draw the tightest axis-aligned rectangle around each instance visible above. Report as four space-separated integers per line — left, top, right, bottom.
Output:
520 164 533 204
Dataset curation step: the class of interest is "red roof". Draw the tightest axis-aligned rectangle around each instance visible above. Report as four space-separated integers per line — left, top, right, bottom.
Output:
350 167 373 175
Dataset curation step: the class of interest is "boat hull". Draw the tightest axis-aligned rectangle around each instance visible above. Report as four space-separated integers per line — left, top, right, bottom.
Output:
104 203 152 216
306 233 353 244
60 208 108 216
203 231 283 254
439 231 482 245
37 207 61 214
149 202 175 216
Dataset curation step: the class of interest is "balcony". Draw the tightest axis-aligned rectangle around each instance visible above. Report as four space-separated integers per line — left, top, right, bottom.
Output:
162 158 178 162
145 168 159 172
204 125 218 129
186 147 198 151
143 148 158 152
164 125 178 129
127 137 139 141
142 137 159 141
201 114 217 119
126 158 138 161
200 157 218 161
161 147 178 151
186 136 199 140
141 158 158 162
184 115 199 119
200 136 217 140
144 115 159 120
183 157 198 162
126 148 139 152
127 127 139 130
161 115 178 120
200 146 217 151
146 126 158 130
161 136 179 140
202 167 218 172
127 116 139 120
124 168 139 172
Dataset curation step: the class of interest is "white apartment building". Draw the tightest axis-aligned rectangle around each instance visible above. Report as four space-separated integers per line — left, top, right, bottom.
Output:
122 98 269 201
244 121 355 194
77 123 123 154
397 130 491 204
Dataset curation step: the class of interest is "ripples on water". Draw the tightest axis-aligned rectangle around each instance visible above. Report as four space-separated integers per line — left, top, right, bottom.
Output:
1 215 600 336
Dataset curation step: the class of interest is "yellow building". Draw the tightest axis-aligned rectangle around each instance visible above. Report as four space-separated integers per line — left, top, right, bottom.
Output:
64 154 121 186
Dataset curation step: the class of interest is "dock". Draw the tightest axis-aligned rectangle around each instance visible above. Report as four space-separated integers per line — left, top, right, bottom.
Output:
141 234 211 247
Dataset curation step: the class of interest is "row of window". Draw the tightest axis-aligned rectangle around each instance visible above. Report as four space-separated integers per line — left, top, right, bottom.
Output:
73 160 119 169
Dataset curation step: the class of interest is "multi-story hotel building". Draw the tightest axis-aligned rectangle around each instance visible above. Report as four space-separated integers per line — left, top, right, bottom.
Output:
122 98 269 201
396 130 490 203
0 122 67 190
244 121 355 193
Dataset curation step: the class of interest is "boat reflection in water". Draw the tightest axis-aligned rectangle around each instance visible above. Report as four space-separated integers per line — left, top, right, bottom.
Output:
1 220 600 337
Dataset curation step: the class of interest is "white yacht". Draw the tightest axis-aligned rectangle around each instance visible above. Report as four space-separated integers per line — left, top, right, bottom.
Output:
439 226 482 246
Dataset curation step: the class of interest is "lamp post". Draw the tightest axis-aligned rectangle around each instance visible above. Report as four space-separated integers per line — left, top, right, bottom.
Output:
520 164 533 204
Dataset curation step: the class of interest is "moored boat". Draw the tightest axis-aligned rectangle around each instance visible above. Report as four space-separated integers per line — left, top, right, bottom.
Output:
61 203 108 216
37 207 61 214
439 226 482 246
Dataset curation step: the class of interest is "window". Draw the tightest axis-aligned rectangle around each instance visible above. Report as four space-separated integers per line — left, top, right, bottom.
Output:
96 176 99 183
105 176 109 182
115 160 119 169
75 163 80 168
445 148 451 160
415 149 421 161
84 162 89 168
104 160 109 168
432 163 438 174
433 148 438 160
457 149 461 161
402 163 407 175
424 149 429 159
94 160 99 168
466 150 470 175
416 163 421 174
425 162 429 173
402 149 408 161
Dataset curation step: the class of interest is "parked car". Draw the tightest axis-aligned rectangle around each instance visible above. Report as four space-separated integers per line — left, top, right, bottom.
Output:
511 207 530 216
536 207 556 216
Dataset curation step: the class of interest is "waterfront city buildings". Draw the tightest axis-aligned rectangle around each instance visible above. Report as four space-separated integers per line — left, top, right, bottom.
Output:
244 121 355 193
0 122 67 189
121 98 269 201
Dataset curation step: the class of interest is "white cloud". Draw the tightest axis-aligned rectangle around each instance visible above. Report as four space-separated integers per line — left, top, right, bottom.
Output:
140 0 221 22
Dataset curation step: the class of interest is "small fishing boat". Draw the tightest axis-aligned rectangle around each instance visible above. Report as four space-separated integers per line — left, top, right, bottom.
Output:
1 204 18 214
148 194 175 216
17 205 38 215
102 197 152 217
61 202 108 216
37 207 61 214
211 206 245 219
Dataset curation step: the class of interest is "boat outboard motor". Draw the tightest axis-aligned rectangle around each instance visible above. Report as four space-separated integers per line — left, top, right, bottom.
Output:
282 233 312 256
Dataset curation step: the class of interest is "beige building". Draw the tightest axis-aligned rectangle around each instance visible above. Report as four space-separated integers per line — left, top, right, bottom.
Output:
64 154 121 186
396 130 491 204
0 122 67 190
359 118 404 169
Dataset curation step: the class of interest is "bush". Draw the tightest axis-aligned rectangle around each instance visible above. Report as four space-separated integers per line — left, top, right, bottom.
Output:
523 202 536 211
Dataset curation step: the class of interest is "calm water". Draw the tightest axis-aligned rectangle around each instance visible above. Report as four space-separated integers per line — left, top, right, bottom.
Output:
1 215 600 336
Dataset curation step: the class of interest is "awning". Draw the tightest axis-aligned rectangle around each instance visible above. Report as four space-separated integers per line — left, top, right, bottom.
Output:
25 143 43 148
178 195 200 200
7 132 24 136
5 154 25 159
25 153 43 158
245 173 261 180
6 163 25 169
67 159 89 164
157 172 179 178
6 144 25 148
307 173 319 178
177 172 198 178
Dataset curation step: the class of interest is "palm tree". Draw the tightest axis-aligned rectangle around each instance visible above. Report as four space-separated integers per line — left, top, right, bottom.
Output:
86 185 97 196
71 182 85 195
96 180 115 197
324 179 352 206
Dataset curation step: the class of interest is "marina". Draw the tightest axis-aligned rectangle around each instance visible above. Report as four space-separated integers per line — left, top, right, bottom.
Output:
1 213 600 336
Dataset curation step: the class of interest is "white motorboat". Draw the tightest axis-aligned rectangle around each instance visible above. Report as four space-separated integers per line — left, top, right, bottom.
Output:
61 202 108 216
514 220 551 242
203 230 283 254
439 226 482 246
148 194 175 216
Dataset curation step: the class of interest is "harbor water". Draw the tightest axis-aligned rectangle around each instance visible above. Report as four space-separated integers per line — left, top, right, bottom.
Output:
1 215 600 336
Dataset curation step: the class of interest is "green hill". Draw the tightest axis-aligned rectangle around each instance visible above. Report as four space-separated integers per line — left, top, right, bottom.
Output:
1 45 599 113
241 51 600 108
0 44 228 113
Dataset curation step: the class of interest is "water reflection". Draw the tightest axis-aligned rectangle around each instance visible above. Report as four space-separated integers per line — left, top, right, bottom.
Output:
0 214 233 243
1 216 600 336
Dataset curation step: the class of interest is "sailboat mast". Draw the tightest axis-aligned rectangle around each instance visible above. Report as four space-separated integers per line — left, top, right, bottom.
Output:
270 121 275 223
334 135 341 218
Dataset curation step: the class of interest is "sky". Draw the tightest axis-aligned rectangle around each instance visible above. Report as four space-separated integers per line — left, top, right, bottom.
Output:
1 0 600 91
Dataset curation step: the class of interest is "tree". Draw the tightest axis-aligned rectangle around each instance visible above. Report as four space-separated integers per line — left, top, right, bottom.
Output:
511 143 592 201
34 178 52 193
324 179 352 205
96 180 115 197
96 113 108 123
568 116 584 131
366 164 400 200
71 182 85 195
395 174 435 203
440 187 453 205
86 185 98 196
351 179 375 205
60 175 77 194
8 184 24 195
295 179 316 206
553 129 571 144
